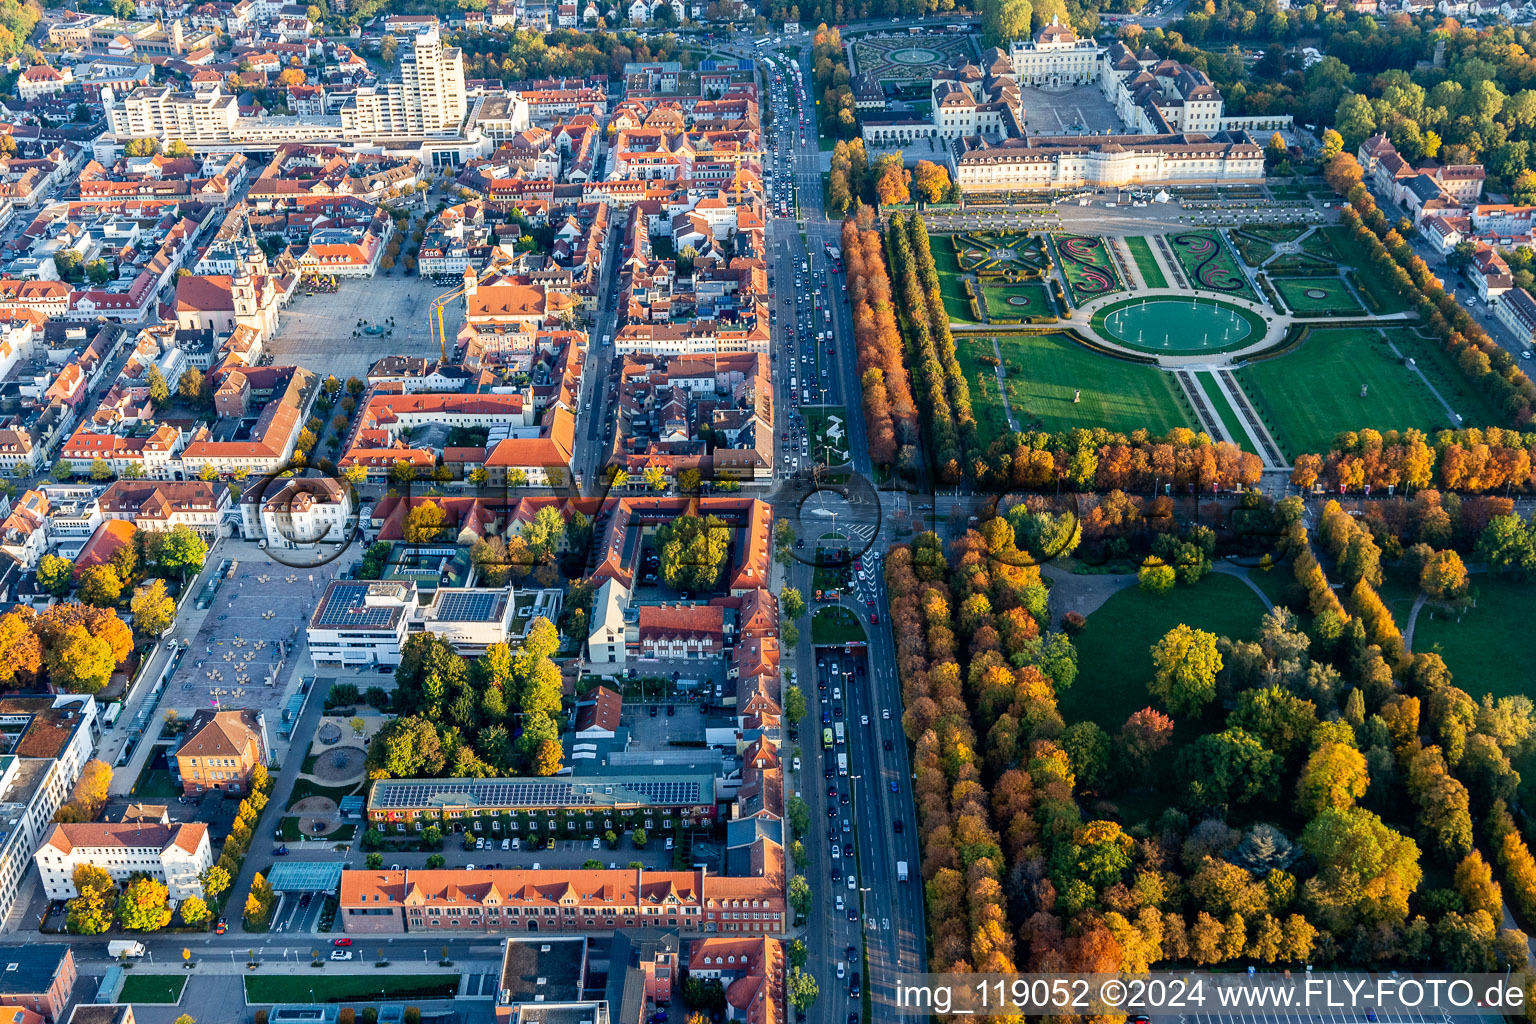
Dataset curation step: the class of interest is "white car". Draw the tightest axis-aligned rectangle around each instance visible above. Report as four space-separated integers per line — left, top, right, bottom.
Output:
833 688 841 700
510 838 520 851
847 874 856 890
882 709 891 720
860 715 869 726
831 845 840 860
331 950 353 961
592 837 601 849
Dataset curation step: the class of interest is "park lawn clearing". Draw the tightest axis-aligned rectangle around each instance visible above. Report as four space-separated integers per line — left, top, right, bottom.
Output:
1320 227 1412 313
244 974 460 1005
1124 236 1167 288
812 605 867 645
1234 328 1452 458
119 975 187 1005
1271 276 1364 316
1414 575 1529 704
1058 574 1268 733
931 235 981 323
1383 327 1507 429
955 336 1012 438
1196 372 1253 451
1168 230 1258 301
994 334 1194 435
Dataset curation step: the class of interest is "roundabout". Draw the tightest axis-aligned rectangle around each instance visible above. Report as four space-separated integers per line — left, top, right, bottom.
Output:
1091 295 1267 355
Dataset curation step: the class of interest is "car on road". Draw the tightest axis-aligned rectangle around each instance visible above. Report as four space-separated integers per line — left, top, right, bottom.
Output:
331 950 354 961
884 738 893 751
837 962 846 980
890 780 900 793
847 945 857 962
882 708 891 720
333 938 352 947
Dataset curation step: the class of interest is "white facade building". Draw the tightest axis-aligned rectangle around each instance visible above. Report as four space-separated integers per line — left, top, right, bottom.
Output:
35 821 213 901
307 580 415 667
1009 18 1102 87
340 26 467 138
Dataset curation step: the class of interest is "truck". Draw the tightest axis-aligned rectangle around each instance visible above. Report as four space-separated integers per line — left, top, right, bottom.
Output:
837 752 848 775
834 722 846 745
896 861 909 883
108 941 146 958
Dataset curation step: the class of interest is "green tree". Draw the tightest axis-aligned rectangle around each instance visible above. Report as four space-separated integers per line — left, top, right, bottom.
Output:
786 795 809 838
1301 806 1422 931
1138 561 1175 594
784 685 806 725
781 587 806 620
632 828 648 847
1476 515 1536 576
1073 819 1134 889
177 367 206 404
54 249 83 281
1149 624 1223 716
788 875 812 916
37 554 75 597
1061 721 1111 791
656 512 730 591
365 853 384 869
158 524 209 579
117 877 173 931
147 365 170 406
786 966 819 1011
90 458 114 481
1180 728 1280 810
77 565 123 608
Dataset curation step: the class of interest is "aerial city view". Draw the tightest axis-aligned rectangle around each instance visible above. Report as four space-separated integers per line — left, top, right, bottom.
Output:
2 0 1536 1019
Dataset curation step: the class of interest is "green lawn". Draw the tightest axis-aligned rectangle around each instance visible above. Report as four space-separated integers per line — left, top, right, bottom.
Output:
245 974 460 1005
1235 328 1453 457
994 334 1194 435
812 605 868 645
1384 327 1508 429
1059 574 1269 732
1272 276 1365 316
1125 236 1168 288
1414 575 1528 702
1196 372 1253 451
1321 227 1412 313
801 406 852 464
955 336 1012 438
1168 230 1258 300
931 235 981 324
979 280 1053 320
119 975 187 1004
131 765 180 799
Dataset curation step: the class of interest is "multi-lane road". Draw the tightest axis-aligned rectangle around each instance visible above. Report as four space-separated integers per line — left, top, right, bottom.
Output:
757 35 928 1024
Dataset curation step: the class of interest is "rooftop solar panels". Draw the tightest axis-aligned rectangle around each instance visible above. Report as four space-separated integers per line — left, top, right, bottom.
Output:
312 582 404 630
369 775 710 811
433 590 505 623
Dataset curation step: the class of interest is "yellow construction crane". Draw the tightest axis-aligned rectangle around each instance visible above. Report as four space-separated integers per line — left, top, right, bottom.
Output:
428 250 518 363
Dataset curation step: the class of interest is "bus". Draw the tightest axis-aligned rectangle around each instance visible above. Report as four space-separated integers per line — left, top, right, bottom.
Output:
834 722 846 745
823 728 834 748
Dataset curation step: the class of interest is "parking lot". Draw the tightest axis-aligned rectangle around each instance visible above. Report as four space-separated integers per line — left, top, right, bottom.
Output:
624 702 708 747
266 273 459 380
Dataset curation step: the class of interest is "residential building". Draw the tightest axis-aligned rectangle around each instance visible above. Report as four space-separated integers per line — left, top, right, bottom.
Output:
339 26 467 138
586 578 630 671
0 698 100 941
238 476 353 549
174 708 269 795
34 821 212 900
98 480 229 535
637 603 728 659
1496 286 1536 346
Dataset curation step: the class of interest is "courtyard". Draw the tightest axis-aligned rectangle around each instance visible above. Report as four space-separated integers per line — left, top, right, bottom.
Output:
266 272 462 380
1014 82 1124 135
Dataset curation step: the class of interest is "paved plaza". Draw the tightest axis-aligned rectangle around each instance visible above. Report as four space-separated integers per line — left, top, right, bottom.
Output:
166 558 338 713
1017 83 1124 134
268 273 462 380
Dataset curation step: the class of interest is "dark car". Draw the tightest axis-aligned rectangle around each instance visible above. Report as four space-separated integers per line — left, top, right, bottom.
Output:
666 705 674 716
840 792 849 805
649 706 658 717
848 907 858 921
827 807 837 818
827 786 837 798
893 820 903 833
883 739 892 751
847 945 857 962
831 869 842 882
850 973 861 997
824 766 834 779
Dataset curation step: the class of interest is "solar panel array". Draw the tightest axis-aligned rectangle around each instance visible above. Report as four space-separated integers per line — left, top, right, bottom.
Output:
371 776 706 810
435 590 502 622
314 583 400 628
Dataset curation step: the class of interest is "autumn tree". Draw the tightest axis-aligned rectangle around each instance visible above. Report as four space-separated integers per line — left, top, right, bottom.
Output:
911 160 951 204
67 864 115 934
130 578 176 637
117 877 172 931
1149 624 1223 716
1420 549 1470 600
404 500 447 543
37 554 74 597
874 156 911 206
77 565 122 608
55 759 112 823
